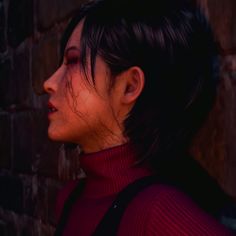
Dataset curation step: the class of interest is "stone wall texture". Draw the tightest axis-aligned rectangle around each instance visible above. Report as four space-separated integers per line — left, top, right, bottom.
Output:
0 0 235 235
191 0 236 198
0 0 85 235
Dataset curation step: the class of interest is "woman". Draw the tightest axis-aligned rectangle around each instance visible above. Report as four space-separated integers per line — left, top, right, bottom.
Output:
44 0 234 235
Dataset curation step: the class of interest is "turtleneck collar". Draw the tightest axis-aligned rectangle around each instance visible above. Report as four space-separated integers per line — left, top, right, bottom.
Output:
79 142 153 198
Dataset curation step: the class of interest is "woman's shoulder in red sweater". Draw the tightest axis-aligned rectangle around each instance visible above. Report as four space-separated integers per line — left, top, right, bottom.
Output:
119 184 234 236
54 180 234 235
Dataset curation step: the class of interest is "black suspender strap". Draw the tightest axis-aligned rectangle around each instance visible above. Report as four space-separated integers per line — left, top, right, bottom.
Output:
54 178 86 236
92 175 159 236
54 163 235 236
54 175 159 236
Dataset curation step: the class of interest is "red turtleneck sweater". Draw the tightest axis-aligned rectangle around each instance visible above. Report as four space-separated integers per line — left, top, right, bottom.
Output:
55 143 233 235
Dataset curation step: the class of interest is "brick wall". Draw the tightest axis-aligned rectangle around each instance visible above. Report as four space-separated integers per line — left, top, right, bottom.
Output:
191 0 236 197
0 0 85 235
0 0 235 235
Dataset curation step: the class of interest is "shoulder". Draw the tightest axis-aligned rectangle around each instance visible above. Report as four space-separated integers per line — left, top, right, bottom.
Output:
122 184 234 235
54 179 80 223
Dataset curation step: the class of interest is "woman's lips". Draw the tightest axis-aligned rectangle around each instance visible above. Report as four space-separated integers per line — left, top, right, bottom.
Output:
48 101 58 116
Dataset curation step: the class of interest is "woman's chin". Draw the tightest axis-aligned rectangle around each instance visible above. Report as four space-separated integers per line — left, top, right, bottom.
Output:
48 133 61 142
47 128 79 144
47 129 66 142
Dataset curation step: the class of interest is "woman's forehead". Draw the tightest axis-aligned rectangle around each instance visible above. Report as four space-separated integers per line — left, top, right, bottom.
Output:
65 20 84 51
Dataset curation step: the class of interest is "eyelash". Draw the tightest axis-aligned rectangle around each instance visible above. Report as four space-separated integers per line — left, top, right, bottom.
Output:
64 56 79 66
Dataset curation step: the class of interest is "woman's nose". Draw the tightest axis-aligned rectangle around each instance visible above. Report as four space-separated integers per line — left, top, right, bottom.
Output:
43 76 54 94
43 70 59 94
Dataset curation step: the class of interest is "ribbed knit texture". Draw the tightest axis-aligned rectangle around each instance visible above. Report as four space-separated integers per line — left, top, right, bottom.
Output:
55 143 233 235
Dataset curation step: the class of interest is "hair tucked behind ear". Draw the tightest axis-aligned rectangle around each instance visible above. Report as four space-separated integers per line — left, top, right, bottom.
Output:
60 0 233 217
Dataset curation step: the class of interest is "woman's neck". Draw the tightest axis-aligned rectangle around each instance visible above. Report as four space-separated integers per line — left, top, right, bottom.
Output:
79 136 129 154
79 142 153 198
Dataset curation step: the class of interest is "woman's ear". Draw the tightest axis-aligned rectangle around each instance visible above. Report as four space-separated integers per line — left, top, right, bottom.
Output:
121 66 145 104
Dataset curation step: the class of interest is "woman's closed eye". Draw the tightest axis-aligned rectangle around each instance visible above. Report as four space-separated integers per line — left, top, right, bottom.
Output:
64 46 81 66
65 56 79 65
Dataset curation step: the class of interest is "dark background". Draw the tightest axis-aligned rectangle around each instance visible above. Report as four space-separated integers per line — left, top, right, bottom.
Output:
0 0 235 235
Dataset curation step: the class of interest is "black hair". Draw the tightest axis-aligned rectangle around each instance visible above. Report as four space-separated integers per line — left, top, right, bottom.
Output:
61 0 233 217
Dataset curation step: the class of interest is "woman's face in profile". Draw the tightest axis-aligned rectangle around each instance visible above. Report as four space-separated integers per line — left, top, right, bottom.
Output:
43 21 124 152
